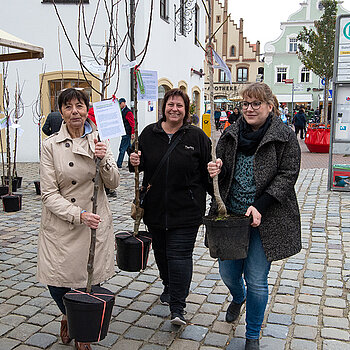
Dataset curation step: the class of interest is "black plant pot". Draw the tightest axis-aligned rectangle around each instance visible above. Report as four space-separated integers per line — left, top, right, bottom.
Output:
0 185 9 197
203 215 252 260
115 231 152 272
2 193 22 212
2 177 18 192
63 285 115 343
34 181 41 195
14 176 22 189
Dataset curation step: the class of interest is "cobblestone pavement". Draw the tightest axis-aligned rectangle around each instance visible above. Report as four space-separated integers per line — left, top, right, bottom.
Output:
1 153 350 349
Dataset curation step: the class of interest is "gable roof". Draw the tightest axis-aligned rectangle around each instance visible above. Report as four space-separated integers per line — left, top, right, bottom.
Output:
0 29 44 62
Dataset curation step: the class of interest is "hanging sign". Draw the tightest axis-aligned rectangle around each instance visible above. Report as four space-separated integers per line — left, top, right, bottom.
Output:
137 70 158 101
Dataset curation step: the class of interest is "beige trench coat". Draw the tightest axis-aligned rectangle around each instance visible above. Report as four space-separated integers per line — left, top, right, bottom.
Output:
37 120 120 288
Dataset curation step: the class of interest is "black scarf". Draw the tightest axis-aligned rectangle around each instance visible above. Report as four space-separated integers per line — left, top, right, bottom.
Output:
237 114 272 156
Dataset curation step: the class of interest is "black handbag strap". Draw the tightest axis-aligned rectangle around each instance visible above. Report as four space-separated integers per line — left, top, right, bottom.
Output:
147 130 186 188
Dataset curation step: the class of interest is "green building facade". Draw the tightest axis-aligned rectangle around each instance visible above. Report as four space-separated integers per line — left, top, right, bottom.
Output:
264 0 349 114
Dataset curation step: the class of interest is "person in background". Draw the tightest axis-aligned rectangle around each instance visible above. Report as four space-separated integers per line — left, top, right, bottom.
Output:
314 107 321 123
228 106 241 124
207 82 301 350
129 88 212 326
214 108 221 130
42 111 63 136
37 88 120 350
292 108 307 139
117 98 135 168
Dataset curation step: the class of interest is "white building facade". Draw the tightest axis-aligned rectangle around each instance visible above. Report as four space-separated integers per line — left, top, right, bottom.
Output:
1 0 206 162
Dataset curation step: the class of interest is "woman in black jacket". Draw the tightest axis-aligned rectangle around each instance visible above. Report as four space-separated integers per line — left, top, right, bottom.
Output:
129 88 212 325
208 83 301 350
228 106 241 124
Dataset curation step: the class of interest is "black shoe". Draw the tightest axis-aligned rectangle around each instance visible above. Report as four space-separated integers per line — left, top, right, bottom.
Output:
225 299 245 323
245 339 259 350
160 286 170 305
170 310 186 326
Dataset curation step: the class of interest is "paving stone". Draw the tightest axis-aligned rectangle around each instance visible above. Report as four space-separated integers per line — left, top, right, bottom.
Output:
124 326 155 341
190 314 216 327
168 339 200 350
13 305 40 317
267 313 292 326
25 333 56 349
321 328 350 340
293 325 317 340
181 325 208 341
226 337 245 350
0 323 13 336
149 330 176 346
7 323 41 341
323 340 350 350
97 333 119 347
110 339 142 350
135 315 163 329
0 338 21 350
263 324 289 339
203 332 229 347
115 310 141 323
140 345 166 350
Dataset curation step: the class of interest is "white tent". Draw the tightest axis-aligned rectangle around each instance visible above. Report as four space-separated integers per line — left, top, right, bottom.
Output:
0 29 44 62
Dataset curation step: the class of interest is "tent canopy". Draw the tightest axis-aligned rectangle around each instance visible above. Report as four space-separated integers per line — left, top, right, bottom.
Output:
0 29 44 62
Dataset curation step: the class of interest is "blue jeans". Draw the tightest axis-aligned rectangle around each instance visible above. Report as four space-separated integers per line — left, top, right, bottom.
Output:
149 225 199 313
219 227 271 339
117 134 131 168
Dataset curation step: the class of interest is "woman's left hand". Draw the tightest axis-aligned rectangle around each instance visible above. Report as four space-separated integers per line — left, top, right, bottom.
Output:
94 139 107 159
245 206 261 227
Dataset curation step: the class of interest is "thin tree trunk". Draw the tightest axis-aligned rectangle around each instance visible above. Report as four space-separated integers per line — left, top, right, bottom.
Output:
207 0 227 218
323 79 329 124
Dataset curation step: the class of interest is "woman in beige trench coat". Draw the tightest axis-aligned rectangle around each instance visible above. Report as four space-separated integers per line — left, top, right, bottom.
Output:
37 88 119 350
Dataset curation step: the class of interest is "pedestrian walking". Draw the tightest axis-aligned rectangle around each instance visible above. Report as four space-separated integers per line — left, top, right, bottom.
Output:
37 88 120 350
129 88 212 326
117 98 135 168
207 82 301 350
293 108 307 139
42 111 63 136
214 108 221 130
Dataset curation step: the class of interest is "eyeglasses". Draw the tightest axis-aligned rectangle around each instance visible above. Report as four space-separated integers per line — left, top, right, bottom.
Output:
242 101 262 110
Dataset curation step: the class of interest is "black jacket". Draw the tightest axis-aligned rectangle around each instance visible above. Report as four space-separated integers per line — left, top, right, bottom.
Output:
209 116 302 262
130 120 212 230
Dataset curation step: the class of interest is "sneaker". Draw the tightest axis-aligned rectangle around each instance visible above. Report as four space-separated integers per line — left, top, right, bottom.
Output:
245 339 259 350
160 286 170 305
170 311 186 326
225 299 245 323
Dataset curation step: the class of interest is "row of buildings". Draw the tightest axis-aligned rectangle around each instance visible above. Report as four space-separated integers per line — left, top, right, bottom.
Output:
1 0 349 162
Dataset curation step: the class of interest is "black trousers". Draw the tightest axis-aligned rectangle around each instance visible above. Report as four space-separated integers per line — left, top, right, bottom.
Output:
149 225 199 313
294 126 304 139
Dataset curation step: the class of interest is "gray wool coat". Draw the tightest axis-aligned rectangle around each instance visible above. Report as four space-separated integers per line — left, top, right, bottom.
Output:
209 116 302 262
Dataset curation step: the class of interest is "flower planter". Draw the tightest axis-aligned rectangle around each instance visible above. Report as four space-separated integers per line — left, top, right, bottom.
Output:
2 176 22 189
63 285 114 343
0 185 9 197
304 124 330 153
2 177 19 192
2 193 22 212
203 214 251 260
115 231 152 272
34 181 41 195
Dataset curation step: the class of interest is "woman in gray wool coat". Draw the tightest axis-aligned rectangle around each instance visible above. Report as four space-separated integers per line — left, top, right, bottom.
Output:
208 82 301 350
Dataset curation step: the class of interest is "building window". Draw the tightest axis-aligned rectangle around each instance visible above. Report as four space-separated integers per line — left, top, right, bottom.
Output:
237 67 248 82
42 0 89 3
230 46 235 57
216 16 221 23
194 5 199 45
158 84 171 120
49 79 92 112
289 38 298 52
219 69 230 82
276 67 287 83
179 0 186 36
160 0 168 21
301 67 310 83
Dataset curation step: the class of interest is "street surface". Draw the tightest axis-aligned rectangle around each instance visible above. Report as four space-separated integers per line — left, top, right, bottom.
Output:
1 137 350 349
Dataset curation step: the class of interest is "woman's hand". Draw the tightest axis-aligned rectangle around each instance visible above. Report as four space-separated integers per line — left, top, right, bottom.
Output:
81 211 101 229
130 151 141 167
94 139 107 159
207 158 223 178
245 206 261 227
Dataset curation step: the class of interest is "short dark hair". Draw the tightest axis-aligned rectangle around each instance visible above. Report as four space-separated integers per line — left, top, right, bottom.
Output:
119 98 126 104
58 88 90 112
161 88 190 124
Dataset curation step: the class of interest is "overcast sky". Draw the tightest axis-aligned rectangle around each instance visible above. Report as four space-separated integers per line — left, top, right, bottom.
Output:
226 0 350 51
